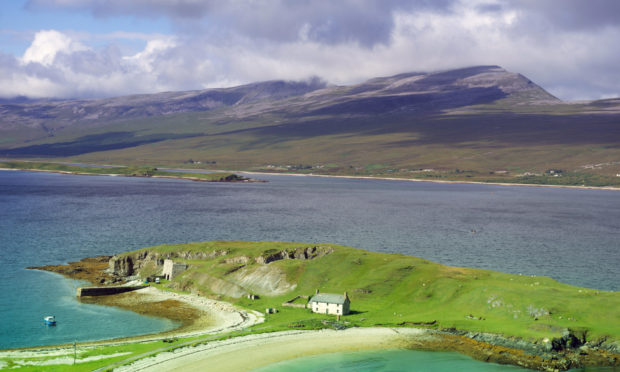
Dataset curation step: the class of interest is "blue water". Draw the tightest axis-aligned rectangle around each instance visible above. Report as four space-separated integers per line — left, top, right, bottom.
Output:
251 349 532 372
1 170 619 350
250 348 618 372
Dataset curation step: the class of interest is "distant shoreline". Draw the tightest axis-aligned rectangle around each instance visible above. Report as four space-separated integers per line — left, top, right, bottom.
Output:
0 167 261 183
235 169 620 191
1 161 618 190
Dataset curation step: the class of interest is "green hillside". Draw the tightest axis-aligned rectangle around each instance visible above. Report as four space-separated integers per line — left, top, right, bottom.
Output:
2 66 620 186
121 241 620 343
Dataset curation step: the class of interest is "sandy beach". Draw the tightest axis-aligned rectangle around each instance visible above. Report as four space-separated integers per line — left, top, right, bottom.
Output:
86 286 265 342
0 287 264 368
116 327 429 372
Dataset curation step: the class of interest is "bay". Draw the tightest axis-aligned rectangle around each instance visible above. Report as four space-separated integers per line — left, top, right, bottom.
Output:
0 170 618 350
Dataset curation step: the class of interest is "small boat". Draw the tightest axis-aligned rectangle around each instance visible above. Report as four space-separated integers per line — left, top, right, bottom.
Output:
44 316 57 326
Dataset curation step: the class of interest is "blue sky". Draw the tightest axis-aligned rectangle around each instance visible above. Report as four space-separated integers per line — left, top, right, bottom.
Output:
1 0 619 100
0 1 169 55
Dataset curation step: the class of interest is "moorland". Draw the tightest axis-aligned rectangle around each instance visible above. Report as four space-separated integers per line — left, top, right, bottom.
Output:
2 65 619 187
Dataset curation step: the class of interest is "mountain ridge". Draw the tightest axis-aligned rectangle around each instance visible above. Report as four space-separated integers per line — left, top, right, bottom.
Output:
1 65 620 185
0 65 558 131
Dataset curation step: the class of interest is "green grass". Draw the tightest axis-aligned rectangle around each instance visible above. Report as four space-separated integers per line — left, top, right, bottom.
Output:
122 241 619 341
2 82 620 188
4 240 619 371
0 161 245 182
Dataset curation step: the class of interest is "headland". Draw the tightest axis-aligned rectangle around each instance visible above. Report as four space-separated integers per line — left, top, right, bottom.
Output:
15 240 620 372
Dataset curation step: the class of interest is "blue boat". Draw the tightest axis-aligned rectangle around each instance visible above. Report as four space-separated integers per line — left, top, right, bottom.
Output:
44 315 57 326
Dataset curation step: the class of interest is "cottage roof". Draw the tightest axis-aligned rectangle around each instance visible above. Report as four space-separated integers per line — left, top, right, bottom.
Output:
310 293 348 305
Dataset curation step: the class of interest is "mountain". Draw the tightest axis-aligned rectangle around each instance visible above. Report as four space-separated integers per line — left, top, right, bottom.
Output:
1 66 620 185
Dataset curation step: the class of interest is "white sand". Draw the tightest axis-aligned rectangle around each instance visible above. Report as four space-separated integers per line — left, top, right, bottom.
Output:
127 286 264 339
116 327 429 372
0 287 264 366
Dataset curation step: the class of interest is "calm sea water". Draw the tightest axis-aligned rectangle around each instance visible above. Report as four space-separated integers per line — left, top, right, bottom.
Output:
0 170 618 351
251 349 533 372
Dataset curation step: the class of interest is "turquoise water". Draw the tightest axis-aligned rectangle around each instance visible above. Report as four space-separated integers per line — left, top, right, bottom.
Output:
1 170 618 350
251 349 532 372
250 349 618 372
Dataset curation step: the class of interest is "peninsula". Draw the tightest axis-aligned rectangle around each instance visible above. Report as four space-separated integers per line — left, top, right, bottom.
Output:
0 161 259 183
21 241 620 371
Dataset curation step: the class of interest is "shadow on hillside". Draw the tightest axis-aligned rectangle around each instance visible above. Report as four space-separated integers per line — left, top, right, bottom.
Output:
0 131 201 157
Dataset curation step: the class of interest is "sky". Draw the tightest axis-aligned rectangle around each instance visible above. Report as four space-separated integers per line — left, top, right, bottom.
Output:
1 0 619 101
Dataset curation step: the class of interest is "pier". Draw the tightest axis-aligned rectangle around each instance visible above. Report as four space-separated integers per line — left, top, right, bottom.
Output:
76 285 148 297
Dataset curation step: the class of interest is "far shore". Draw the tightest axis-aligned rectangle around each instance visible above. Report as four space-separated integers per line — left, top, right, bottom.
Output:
234 169 620 191
0 166 260 183
1 160 618 190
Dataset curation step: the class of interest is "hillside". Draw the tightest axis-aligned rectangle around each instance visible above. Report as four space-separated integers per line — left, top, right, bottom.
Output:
107 241 620 346
24 240 620 371
2 66 620 186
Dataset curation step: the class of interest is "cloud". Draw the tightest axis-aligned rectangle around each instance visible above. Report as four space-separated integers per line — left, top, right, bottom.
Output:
504 0 620 31
26 0 457 47
4 1 620 100
21 30 88 66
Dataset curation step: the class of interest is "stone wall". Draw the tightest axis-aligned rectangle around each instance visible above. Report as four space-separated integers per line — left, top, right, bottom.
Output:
76 285 147 297
162 259 188 280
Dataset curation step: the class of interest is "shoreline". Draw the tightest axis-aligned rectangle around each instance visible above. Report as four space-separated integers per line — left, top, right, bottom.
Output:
1 286 263 352
235 169 620 191
112 326 606 372
0 167 261 183
12 254 620 371
1 164 619 190
116 327 426 372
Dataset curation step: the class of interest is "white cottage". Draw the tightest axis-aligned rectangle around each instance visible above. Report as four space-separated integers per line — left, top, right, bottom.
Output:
309 290 350 315
162 259 187 280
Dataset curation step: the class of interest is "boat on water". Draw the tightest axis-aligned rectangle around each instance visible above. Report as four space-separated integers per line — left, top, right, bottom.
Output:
44 315 56 325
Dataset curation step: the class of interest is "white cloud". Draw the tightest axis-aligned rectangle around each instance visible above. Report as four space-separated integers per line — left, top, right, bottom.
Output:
122 37 177 73
3 1 620 100
21 30 88 66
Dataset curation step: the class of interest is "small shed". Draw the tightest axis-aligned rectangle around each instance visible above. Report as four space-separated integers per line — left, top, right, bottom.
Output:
309 290 350 315
162 259 187 280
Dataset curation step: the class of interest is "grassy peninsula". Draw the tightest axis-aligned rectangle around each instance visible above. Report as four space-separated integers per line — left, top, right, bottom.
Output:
0 161 253 182
116 241 619 342
7 241 619 371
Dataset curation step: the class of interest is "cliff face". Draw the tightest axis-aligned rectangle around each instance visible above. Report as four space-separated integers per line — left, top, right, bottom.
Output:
106 245 334 298
107 249 229 278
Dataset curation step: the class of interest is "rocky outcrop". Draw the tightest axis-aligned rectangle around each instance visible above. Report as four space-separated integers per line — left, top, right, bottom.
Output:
255 246 333 265
28 256 118 285
107 249 229 277
551 329 586 352
440 328 620 371
108 255 135 276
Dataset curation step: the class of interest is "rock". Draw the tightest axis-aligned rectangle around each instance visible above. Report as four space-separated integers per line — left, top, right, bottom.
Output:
109 255 134 276
551 329 586 351
256 246 334 264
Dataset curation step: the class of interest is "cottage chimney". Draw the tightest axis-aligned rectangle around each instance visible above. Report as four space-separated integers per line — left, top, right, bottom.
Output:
315 289 319 294
344 291 348 298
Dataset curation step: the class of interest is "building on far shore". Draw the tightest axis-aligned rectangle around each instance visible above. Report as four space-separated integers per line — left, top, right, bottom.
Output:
162 259 187 280
309 290 350 315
